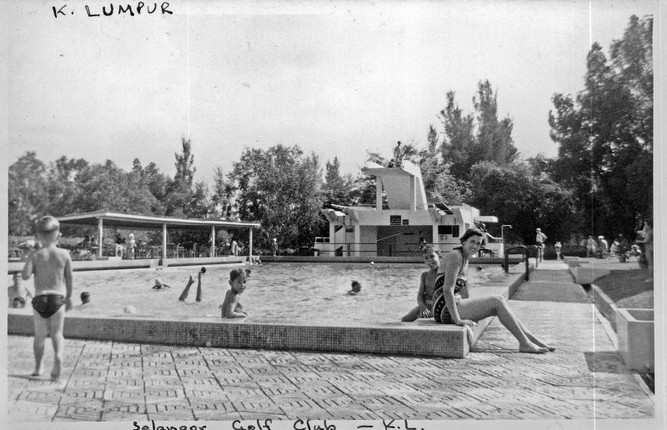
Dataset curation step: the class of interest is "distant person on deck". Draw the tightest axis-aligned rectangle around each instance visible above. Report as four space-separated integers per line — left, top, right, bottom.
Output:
535 228 547 261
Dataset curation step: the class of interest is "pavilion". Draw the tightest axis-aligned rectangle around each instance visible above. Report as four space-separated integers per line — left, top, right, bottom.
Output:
57 211 261 262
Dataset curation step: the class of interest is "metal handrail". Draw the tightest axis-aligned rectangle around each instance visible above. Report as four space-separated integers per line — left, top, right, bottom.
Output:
504 245 531 281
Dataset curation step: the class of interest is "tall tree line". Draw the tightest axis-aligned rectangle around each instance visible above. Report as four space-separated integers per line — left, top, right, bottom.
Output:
9 15 652 249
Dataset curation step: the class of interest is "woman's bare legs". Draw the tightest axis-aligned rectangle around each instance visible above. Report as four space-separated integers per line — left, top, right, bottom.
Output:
516 319 555 351
457 296 549 353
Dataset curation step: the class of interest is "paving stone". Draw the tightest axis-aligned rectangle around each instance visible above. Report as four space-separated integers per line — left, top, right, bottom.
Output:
108 389 145 400
194 410 244 421
9 400 60 422
233 399 284 415
59 388 106 403
215 374 258 387
323 407 378 420
144 387 186 399
279 398 330 419
188 399 236 412
184 388 228 399
54 401 105 421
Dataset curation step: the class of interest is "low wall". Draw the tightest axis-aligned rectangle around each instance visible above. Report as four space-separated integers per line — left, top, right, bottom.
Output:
8 256 246 274
591 284 619 331
261 255 524 265
8 269 527 358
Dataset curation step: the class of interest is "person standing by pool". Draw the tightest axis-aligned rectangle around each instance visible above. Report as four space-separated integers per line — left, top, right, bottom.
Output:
231 239 241 256
127 233 137 259
586 235 596 258
271 238 279 256
535 228 547 261
432 228 554 354
21 216 74 381
220 268 250 318
636 220 653 282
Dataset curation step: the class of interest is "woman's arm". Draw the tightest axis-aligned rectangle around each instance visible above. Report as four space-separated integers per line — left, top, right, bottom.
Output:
416 273 427 308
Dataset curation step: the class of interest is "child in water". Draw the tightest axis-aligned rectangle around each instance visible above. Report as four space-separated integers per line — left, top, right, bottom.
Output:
348 281 362 295
220 268 251 318
8 272 32 308
178 267 206 301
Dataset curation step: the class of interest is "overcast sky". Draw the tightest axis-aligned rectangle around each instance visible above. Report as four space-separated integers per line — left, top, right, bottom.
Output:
5 0 659 184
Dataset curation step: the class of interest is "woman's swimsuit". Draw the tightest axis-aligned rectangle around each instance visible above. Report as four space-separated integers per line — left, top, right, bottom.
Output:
32 294 66 319
432 248 468 324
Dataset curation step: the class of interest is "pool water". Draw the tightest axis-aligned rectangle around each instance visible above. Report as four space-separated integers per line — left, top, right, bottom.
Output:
9 262 518 326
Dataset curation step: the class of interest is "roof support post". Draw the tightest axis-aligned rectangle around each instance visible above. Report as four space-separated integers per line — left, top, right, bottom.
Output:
249 228 254 260
97 218 103 258
162 223 167 263
411 175 417 211
210 226 216 257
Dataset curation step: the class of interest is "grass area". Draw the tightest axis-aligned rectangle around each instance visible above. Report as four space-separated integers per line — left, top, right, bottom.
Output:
594 268 653 309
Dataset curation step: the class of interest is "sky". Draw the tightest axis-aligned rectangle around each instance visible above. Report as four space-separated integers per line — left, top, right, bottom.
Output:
5 0 660 185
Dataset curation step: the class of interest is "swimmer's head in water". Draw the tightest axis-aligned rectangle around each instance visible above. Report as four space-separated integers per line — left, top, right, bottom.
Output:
229 268 250 293
229 268 250 282
80 291 90 304
351 281 361 292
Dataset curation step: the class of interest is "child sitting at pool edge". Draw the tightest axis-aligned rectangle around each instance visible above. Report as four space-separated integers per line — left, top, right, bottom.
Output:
220 268 251 318
402 244 441 322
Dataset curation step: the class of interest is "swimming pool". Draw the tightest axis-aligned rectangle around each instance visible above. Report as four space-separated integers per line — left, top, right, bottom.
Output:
9 262 520 326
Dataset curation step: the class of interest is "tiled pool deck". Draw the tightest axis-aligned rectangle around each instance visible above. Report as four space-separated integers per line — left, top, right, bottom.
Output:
4 260 657 426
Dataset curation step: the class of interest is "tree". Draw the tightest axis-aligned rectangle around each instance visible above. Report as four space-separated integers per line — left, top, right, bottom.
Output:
468 161 574 243
131 159 168 214
322 156 358 206
45 156 89 217
8 152 49 235
211 167 236 219
440 81 518 182
228 145 325 249
164 138 209 217
173 137 196 187
73 160 158 214
549 15 653 238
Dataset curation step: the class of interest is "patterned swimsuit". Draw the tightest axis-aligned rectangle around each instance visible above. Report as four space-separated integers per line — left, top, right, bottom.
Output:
432 248 468 324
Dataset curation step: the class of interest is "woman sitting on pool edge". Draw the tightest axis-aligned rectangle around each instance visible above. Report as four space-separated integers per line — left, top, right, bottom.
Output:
403 229 554 354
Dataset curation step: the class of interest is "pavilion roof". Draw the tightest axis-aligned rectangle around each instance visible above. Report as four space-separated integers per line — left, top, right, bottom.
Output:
57 211 260 231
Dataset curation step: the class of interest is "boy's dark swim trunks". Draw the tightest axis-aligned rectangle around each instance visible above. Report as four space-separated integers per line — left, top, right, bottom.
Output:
32 294 66 318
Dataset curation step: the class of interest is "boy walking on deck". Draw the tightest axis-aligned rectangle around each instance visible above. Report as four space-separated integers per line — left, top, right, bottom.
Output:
21 216 73 381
